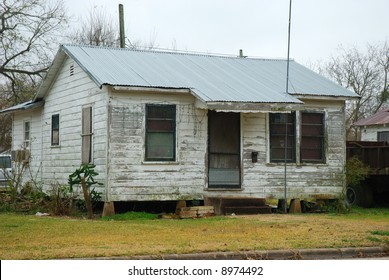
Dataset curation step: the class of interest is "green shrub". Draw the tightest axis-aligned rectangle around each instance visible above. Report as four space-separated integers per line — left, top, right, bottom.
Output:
47 184 76 216
75 187 102 212
346 157 370 186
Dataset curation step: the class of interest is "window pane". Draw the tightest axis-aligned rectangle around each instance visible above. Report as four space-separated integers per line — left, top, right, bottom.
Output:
302 124 323 136
145 105 176 161
269 113 295 162
147 106 175 119
52 115 59 129
146 133 174 159
51 114 60 145
301 112 324 162
52 130 59 145
24 122 30 141
302 113 322 124
147 119 174 132
270 148 295 161
378 131 389 142
0 157 11 169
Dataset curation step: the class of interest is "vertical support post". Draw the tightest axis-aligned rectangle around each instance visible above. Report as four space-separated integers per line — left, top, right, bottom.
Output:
284 0 293 214
119 4 125 48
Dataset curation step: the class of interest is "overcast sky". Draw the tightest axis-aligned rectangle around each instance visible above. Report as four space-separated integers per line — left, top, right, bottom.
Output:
64 0 389 65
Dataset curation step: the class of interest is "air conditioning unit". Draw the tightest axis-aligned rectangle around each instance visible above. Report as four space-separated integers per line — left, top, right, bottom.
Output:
11 149 30 163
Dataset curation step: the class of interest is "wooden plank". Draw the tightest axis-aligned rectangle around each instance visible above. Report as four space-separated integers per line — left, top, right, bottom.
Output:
176 206 215 218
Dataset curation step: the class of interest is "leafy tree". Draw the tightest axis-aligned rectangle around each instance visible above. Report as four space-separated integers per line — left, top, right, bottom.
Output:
321 41 389 139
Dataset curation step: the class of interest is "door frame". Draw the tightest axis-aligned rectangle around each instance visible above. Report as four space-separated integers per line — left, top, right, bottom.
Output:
207 110 242 189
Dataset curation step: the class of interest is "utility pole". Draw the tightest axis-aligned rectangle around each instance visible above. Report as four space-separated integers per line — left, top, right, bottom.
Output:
284 0 292 214
119 4 125 48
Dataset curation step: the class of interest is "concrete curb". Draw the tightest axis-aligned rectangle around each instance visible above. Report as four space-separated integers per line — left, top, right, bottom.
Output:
122 246 389 260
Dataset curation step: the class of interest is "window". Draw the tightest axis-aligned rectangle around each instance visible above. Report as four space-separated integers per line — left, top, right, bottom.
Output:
51 114 60 146
269 113 296 162
82 107 93 164
145 104 176 161
301 112 325 162
24 121 30 148
378 131 389 143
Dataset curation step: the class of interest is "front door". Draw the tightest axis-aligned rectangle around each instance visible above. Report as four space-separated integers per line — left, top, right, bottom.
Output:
208 111 241 188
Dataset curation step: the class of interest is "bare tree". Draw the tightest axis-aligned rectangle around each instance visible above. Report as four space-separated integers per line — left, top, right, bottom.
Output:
70 5 119 47
0 0 68 102
69 5 160 50
0 0 68 152
322 42 389 139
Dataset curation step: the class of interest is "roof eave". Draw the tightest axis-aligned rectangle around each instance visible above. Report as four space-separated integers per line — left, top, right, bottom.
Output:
204 101 304 113
291 93 359 101
0 100 44 115
33 47 68 102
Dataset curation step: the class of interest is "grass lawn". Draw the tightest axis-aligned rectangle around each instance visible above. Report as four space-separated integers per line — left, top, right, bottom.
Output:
0 208 388 259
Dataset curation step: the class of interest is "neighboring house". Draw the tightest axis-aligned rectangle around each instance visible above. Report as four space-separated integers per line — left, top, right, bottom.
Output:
0 44 358 211
352 109 389 142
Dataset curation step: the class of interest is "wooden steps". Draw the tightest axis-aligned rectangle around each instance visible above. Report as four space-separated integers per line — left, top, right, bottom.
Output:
204 197 274 215
176 206 215 219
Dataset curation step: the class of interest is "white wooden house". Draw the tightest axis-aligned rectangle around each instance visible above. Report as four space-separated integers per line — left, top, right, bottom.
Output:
0 45 358 211
352 109 389 142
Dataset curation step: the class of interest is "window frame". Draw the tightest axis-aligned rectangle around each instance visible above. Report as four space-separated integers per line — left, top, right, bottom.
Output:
23 120 30 148
378 131 389 143
269 112 296 163
51 114 60 146
300 112 325 163
145 104 176 162
81 106 93 164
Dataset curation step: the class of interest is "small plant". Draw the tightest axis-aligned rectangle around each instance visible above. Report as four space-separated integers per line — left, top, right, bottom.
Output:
47 183 76 216
75 187 102 212
346 157 370 186
68 164 103 219
0 179 48 213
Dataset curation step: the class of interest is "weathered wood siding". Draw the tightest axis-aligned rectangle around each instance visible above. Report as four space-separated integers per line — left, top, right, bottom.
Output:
107 91 207 201
205 99 346 200
12 56 108 194
360 126 389 141
107 92 346 201
11 109 43 184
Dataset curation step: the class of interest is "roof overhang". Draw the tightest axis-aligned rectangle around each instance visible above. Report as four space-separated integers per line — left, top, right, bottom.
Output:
33 48 68 102
110 85 303 113
111 85 192 94
0 100 44 115
203 101 304 113
291 93 360 101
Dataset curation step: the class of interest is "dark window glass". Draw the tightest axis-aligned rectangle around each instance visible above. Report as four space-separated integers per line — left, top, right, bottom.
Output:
24 121 30 148
269 113 296 162
51 114 60 146
301 112 325 162
378 131 389 143
145 105 176 161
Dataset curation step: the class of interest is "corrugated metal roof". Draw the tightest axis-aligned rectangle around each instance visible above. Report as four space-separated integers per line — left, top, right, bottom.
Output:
353 109 389 126
0 100 44 115
37 44 358 104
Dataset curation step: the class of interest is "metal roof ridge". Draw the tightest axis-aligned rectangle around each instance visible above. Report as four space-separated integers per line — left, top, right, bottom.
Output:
61 44 291 62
